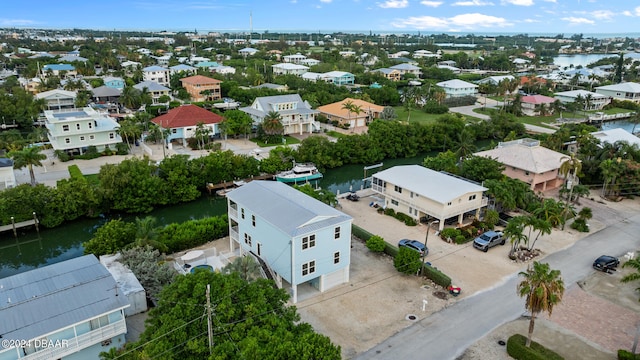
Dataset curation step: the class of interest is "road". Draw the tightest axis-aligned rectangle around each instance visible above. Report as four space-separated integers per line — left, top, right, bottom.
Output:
356 211 640 360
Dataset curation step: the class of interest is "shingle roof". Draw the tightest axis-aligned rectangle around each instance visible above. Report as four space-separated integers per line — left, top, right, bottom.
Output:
521 94 556 104
474 140 566 173
373 165 487 204
0 255 129 344
92 85 122 97
180 75 221 85
226 181 352 237
151 104 223 129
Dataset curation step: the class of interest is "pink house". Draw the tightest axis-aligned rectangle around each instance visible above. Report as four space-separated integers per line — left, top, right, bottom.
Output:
520 94 556 116
474 139 566 192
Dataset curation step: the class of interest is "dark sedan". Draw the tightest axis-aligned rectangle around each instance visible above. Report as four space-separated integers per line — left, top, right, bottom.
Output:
593 255 620 273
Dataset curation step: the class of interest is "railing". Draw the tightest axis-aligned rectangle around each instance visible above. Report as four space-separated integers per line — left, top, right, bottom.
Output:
371 183 384 193
230 227 239 242
20 320 126 360
229 207 238 219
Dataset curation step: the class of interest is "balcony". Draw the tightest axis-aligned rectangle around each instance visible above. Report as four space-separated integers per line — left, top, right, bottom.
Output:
17 319 126 360
230 227 239 242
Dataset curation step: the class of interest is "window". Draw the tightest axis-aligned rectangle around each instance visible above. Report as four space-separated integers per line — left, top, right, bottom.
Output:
80 136 85 141
302 260 316 276
62 125 69 132
109 133 115 139
76 123 81 130
172 129 177 134
252 215 256 227
525 171 530 176
241 208 245 219
65 138 70 144
244 233 252 247
394 185 402 193
88 122 93 129
334 252 340 264
447 202 452 206
391 199 398 206
89 135 95 140
334 226 340 239
468 195 476 201
302 234 316 250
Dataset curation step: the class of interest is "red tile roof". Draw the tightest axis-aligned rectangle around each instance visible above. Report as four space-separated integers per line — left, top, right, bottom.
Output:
151 104 223 128
180 75 221 85
521 94 556 104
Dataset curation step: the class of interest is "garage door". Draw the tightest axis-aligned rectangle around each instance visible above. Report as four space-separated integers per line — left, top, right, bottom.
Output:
322 267 347 291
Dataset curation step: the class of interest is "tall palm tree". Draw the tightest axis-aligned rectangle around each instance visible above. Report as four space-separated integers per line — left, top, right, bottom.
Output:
261 111 284 143
8 146 47 186
518 261 565 347
504 216 528 258
132 216 167 252
559 154 582 229
222 256 262 282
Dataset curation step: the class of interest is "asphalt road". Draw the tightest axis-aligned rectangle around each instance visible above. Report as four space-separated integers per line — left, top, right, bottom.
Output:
356 211 640 360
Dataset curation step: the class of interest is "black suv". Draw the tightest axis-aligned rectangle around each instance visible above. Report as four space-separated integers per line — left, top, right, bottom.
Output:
593 255 620 273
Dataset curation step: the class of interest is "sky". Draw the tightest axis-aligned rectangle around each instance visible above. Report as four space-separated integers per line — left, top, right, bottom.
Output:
2 1 640 36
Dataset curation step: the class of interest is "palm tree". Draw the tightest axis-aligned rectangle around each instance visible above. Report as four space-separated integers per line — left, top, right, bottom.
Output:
525 216 552 251
194 122 211 150
9 146 47 186
518 261 565 347
341 100 363 130
261 111 284 143
453 129 476 164
132 216 167 252
559 154 582 230
504 216 528 258
222 256 262 282
551 100 564 119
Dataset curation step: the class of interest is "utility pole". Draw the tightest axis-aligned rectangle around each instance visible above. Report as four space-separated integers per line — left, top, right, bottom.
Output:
206 284 213 354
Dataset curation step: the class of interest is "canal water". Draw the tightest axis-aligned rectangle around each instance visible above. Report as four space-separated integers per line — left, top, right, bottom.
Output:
0 154 429 278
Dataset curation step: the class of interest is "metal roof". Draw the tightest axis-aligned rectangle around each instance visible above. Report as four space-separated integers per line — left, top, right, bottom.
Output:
0 255 129 344
227 181 351 237
372 165 487 204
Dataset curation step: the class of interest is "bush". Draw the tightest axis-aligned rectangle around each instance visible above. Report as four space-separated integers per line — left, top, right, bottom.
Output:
618 349 640 360
423 100 449 114
366 235 386 252
116 142 129 155
440 228 461 241
506 334 564 360
394 247 422 275
384 208 395 216
102 145 113 156
159 215 229 253
54 150 70 162
394 212 417 226
68 165 83 180
454 234 467 244
352 224 374 241
571 217 589 232
421 264 452 288
76 146 101 160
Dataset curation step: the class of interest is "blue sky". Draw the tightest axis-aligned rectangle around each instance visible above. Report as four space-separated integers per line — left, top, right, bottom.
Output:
2 1 640 35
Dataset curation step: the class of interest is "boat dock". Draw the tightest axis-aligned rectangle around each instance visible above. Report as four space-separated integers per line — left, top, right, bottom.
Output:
206 174 275 194
0 213 40 237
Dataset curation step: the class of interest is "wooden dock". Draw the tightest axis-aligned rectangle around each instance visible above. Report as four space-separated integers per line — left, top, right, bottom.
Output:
206 174 275 194
0 214 40 237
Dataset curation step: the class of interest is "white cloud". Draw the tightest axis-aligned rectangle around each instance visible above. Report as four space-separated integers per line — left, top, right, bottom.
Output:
453 0 494 6
561 17 595 25
622 10 632 17
635 6 640 16
590 10 614 20
378 0 408 8
0 19 36 26
392 12 511 30
501 0 534 5
420 0 443 7
522 18 541 23
542 0 556 2
320 0 332 3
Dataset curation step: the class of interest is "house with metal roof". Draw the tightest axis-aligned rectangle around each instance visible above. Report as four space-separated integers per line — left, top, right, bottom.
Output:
0 255 130 360
554 89 611 110
301 71 354 86
226 181 353 303
371 165 488 230
474 138 566 191
372 67 402 81
0 158 16 190
142 65 170 86
35 89 77 111
436 79 479 98
91 85 122 104
272 63 309 76
595 82 640 103
133 81 171 104
42 64 77 78
389 63 422 77
45 107 122 155
240 94 319 135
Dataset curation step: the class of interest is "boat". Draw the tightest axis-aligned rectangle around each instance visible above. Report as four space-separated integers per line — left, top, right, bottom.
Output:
275 163 323 183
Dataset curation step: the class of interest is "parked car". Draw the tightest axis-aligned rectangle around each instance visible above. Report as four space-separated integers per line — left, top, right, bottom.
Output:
592 255 620 273
398 239 428 256
473 230 505 252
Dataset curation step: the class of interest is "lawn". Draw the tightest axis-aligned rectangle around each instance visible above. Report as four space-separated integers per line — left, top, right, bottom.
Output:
250 135 301 147
84 174 100 186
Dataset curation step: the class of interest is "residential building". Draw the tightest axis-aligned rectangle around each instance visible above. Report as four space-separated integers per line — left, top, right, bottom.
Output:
317 98 384 129
474 138 566 191
226 180 353 303
554 90 611 110
45 107 122 154
142 65 170 86
283 53 307 64
477 75 516 86
42 64 77 78
371 165 488 230
389 63 422 77
272 63 309 76
103 76 125 90
301 71 354 86
436 79 478 98
300 58 321 67
591 128 640 147
254 83 289 92
151 104 223 147
372 68 401 81
0 158 16 190
133 81 171 104
595 82 640 103
0 255 130 360
35 89 77 111
169 64 196 75
180 75 222 102
91 86 121 104
413 49 440 59
240 94 319 135
520 94 556 116
238 47 259 57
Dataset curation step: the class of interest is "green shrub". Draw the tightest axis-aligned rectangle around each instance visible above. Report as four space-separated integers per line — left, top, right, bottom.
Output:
352 224 373 241
159 215 229 253
67 165 83 180
421 264 452 288
366 235 386 252
384 208 395 216
393 212 417 226
618 349 640 360
423 100 449 114
76 146 101 160
103 145 113 156
571 218 589 232
454 234 468 244
394 247 422 275
506 334 564 360
116 142 129 155
54 150 70 162
383 242 399 257
440 228 461 241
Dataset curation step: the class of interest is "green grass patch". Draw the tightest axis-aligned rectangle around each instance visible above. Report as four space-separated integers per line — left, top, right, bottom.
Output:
326 130 348 139
250 135 301 147
601 107 636 115
84 174 100 186
393 106 445 125
506 334 564 360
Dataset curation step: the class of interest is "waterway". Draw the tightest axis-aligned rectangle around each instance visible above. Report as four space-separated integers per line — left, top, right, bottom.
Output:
0 154 429 278
552 53 618 69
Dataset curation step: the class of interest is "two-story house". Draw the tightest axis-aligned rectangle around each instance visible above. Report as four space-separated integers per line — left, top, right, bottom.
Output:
302 71 355 86
35 89 77 111
389 63 422 78
142 65 170 86
226 180 353 303
42 64 77 78
45 107 122 154
595 82 640 103
240 94 319 135
371 165 488 230
0 255 130 360
151 104 223 147
372 68 402 81
103 76 125 90
272 63 309 76
282 53 307 64
180 75 222 102
436 79 479 98
133 81 171 104
554 90 611 110
474 138 566 191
